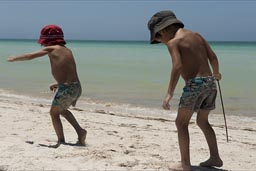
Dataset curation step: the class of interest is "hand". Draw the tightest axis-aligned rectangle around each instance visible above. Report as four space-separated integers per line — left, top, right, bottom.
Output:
162 93 172 110
214 73 222 81
7 57 16 62
49 83 58 92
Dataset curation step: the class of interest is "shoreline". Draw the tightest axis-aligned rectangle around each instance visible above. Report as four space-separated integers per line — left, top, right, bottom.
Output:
1 89 256 120
0 93 256 170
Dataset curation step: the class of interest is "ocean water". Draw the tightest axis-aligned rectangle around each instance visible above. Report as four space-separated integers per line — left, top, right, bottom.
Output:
0 39 255 117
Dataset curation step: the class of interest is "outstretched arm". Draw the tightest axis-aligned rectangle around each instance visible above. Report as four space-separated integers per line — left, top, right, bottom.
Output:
7 48 50 62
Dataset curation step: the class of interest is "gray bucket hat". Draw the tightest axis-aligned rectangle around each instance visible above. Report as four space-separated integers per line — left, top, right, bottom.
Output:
148 10 184 44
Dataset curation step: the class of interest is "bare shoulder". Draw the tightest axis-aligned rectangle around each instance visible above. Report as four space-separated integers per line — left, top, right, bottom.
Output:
178 30 206 48
44 45 72 54
166 37 181 49
41 46 56 52
165 39 183 60
190 31 206 43
167 35 189 56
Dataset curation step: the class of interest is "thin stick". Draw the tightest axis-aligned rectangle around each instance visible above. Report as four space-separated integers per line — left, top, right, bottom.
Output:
217 80 229 142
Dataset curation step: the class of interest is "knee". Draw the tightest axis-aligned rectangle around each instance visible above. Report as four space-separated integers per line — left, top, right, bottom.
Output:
50 107 61 118
196 117 209 128
175 118 189 130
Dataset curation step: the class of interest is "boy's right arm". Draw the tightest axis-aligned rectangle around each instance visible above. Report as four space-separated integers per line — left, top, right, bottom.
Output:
7 48 50 62
162 41 182 110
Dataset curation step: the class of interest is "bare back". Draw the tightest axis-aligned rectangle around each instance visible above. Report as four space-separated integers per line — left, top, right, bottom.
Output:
168 29 214 81
47 45 79 84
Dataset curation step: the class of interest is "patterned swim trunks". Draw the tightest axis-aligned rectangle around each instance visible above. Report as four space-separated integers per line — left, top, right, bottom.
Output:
52 82 82 110
179 76 217 111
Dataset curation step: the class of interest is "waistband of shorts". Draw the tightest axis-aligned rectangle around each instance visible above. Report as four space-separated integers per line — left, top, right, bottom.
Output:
59 81 80 86
186 76 215 83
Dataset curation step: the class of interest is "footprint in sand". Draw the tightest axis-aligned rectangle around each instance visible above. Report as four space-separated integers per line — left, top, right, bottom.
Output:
119 159 139 168
120 123 138 128
106 130 119 136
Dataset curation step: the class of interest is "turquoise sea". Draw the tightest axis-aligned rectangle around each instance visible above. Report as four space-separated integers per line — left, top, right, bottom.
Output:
0 39 255 117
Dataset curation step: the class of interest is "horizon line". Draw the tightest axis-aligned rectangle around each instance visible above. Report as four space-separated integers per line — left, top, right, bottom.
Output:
0 38 255 43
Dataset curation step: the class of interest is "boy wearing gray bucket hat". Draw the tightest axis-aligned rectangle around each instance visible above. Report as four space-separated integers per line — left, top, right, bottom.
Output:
148 10 223 171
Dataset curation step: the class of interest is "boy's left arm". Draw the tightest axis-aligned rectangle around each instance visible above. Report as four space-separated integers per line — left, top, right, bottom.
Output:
202 37 221 80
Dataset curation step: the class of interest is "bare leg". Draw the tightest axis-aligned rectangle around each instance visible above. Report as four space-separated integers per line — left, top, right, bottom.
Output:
196 109 223 167
61 110 87 146
50 106 65 143
169 108 194 171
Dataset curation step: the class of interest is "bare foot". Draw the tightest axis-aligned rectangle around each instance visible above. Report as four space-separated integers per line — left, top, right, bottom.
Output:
200 157 223 167
57 139 65 144
48 140 65 148
77 129 87 146
168 162 191 171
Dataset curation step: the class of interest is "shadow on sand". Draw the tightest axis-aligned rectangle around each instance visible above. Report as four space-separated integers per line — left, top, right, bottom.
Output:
25 140 85 149
38 142 86 148
192 165 228 171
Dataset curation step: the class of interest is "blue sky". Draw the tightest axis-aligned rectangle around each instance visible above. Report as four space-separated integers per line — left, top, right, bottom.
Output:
0 0 255 41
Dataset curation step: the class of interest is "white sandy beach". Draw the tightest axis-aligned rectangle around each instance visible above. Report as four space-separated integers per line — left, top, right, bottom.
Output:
0 95 255 171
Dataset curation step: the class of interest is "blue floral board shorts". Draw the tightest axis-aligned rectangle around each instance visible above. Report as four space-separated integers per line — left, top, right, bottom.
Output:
179 76 217 111
52 82 82 110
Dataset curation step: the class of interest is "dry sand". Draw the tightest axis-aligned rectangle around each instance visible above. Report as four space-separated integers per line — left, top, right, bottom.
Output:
0 96 255 171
